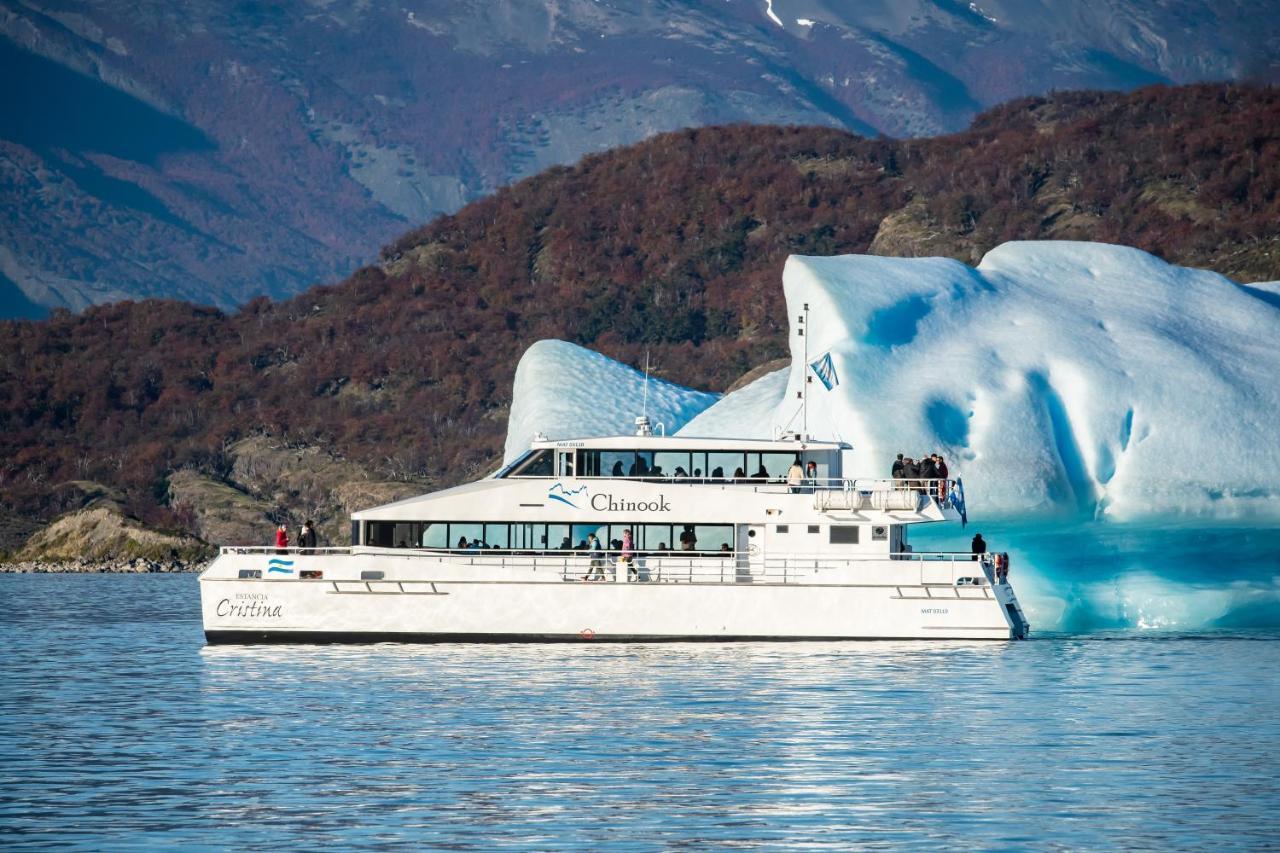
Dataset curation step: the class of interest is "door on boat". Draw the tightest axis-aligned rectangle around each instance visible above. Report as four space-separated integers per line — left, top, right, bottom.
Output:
743 524 765 581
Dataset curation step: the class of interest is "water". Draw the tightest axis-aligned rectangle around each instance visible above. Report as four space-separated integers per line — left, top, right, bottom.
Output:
2 575 1278 849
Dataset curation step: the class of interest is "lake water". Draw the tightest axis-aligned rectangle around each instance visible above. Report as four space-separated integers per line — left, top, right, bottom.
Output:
2 574 1277 849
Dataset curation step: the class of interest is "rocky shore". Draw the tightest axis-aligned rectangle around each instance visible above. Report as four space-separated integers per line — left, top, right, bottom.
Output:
0 557 206 574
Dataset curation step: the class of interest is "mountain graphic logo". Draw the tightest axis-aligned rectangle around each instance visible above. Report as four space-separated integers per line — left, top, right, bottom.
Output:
548 482 588 508
267 558 295 575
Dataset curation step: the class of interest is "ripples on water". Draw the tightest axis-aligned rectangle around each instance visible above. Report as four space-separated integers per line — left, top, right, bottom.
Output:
1 574 1277 849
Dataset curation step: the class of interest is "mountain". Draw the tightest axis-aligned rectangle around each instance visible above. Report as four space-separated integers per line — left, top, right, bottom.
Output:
0 83 1278 553
3 0 1278 314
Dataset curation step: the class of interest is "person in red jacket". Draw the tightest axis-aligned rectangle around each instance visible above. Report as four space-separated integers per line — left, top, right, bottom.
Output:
275 523 289 555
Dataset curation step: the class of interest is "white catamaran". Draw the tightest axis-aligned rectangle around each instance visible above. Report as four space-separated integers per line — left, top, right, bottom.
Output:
199 417 1030 642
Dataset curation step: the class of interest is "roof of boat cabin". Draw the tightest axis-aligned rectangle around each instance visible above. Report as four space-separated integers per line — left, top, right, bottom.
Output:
529 435 851 451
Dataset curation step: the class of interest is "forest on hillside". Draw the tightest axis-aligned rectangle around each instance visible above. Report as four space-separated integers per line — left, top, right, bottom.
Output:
1 83 1277 540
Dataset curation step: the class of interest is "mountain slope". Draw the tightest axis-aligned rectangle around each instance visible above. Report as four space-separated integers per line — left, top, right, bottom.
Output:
2 0 1278 313
0 84 1277 543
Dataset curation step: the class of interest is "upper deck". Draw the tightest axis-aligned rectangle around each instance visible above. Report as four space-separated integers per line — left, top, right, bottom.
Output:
498 432 851 482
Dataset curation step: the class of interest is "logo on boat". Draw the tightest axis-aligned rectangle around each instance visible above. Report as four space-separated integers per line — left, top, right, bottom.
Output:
267 558 295 575
548 482 588 508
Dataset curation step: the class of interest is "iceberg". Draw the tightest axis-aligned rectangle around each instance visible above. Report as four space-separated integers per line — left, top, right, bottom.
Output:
503 242 1280 630
686 241 1280 521
503 340 719 464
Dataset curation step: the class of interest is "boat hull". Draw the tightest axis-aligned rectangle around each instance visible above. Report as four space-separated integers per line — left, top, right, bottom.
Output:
200 553 1026 642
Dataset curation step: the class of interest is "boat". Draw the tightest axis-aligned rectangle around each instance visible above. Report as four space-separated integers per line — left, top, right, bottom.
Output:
199 416 1031 642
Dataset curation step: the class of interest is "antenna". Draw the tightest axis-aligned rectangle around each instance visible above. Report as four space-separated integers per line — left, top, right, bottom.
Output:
642 348 650 420
801 303 810 439
635 349 654 436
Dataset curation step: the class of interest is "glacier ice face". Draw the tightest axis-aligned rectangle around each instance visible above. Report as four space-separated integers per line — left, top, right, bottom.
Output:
503 340 720 464
693 241 1280 521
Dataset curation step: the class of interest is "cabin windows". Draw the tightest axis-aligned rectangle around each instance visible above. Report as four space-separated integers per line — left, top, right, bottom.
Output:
829 525 860 544
350 520 361 546
509 449 554 477
808 525 820 534
360 520 736 554
484 523 511 549
566 449 811 481
420 522 448 548
776 525 789 533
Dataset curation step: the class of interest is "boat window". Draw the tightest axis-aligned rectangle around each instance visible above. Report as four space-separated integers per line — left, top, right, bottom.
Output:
688 452 707 479
420 523 448 548
695 524 735 552
450 522 484 548
484 523 511 549
707 451 744 481
830 525 859 544
655 451 692 479
509 449 554 477
350 521 361 546
367 521 393 548
547 523 571 549
632 450 656 477
641 524 672 551
808 525 820 534
601 450 634 478
747 452 795 481
572 524 604 548
776 524 789 533
576 450 600 477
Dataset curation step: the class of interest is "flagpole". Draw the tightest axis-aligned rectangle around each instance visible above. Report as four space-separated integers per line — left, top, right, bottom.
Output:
802 302 809 439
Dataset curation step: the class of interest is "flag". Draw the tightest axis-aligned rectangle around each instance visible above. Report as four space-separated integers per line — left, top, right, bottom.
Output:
809 352 839 391
952 477 968 527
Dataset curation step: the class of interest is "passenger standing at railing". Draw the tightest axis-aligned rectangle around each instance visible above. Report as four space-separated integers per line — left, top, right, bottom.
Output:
786 457 803 493
892 453 904 481
274 523 289 555
679 524 697 551
919 454 938 485
621 528 637 579
901 456 918 487
805 461 818 491
935 456 949 500
971 532 986 561
299 520 317 552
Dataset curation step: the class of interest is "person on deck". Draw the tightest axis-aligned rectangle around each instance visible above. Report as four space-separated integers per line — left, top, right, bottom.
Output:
620 528 637 579
786 457 804 493
892 453 905 481
274 523 289 555
901 457 919 488
679 525 697 551
806 461 818 490
919 455 939 485
299 520 318 552
582 533 605 581
935 455 949 500
971 532 987 561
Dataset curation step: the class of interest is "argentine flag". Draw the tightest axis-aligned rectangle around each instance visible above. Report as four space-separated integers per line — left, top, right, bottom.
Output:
809 352 839 391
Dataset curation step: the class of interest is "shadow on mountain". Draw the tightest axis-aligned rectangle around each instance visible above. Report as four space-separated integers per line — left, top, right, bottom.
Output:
0 270 48 320
1 38 213 163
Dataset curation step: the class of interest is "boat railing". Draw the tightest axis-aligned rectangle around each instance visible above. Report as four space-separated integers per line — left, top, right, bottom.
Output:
217 545 989 586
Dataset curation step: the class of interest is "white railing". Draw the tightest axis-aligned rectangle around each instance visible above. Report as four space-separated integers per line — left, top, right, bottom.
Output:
218 546 991 587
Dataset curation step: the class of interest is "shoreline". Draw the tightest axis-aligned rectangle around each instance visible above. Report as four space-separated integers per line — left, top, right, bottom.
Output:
1 558 206 574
